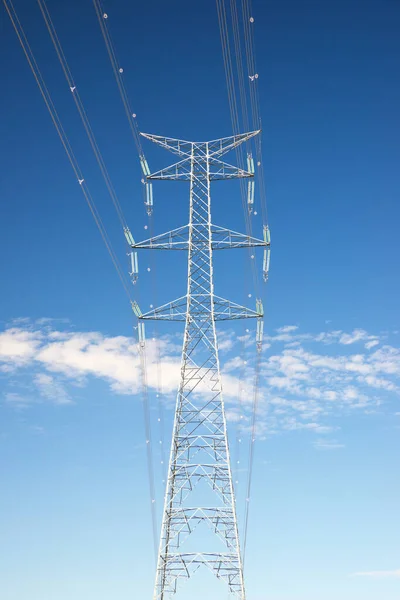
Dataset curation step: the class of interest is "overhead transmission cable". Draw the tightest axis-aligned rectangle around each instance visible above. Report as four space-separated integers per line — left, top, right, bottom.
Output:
216 0 258 519
36 0 128 230
215 0 260 293
147 218 167 482
242 340 262 565
92 0 144 158
91 0 164 555
92 0 167 485
5 0 159 562
138 334 160 564
241 0 268 226
2 0 132 302
238 0 269 564
216 0 268 565
92 0 166 457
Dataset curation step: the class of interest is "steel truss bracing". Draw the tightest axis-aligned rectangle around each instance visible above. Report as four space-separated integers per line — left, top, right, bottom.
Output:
132 131 267 600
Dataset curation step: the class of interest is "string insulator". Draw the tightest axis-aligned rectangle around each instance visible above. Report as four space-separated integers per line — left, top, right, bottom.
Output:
131 300 142 317
138 322 146 347
145 182 153 215
124 227 135 246
247 180 255 212
140 156 151 176
256 319 264 349
263 247 271 282
263 226 271 282
129 251 139 283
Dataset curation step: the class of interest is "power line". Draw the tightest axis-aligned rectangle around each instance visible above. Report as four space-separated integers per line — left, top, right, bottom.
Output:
37 0 129 231
138 337 160 566
6 0 160 558
241 0 268 225
239 3 269 555
3 0 132 302
92 0 144 159
215 0 269 567
242 344 262 565
90 0 162 552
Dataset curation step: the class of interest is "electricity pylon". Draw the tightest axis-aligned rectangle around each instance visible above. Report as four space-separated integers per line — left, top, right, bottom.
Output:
127 131 270 599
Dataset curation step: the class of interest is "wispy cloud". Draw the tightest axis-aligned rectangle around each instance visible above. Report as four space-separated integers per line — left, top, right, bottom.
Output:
276 325 298 334
0 328 42 366
4 392 31 408
0 322 181 406
313 438 345 450
34 373 72 405
351 569 400 579
0 320 399 439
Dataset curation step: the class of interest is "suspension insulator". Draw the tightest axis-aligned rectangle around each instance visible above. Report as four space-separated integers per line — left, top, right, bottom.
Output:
131 300 142 317
145 182 153 215
140 156 151 176
138 322 146 347
129 251 139 283
124 227 135 246
247 180 255 211
246 153 255 174
256 318 264 347
263 247 271 282
263 225 271 245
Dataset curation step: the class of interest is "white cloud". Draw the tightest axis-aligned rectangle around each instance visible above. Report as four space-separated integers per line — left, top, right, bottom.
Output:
339 329 380 347
276 325 298 334
0 324 182 407
4 392 30 408
34 373 72 405
314 438 345 450
365 340 379 350
280 419 333 434
360 375 398 392
34 331 181 396
30 425 45 435
340 329 369 345
217 330 235 352
0 321 399 440
0 328 41 366
351 569 400 579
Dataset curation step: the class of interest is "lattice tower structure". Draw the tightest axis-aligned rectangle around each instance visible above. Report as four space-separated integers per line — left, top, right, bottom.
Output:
129 131 268 600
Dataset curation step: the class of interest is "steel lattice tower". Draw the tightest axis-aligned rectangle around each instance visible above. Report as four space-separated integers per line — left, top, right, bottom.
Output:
128 131 269 599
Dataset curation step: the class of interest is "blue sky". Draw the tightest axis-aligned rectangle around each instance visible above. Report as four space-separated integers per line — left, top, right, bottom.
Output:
0 0 400 599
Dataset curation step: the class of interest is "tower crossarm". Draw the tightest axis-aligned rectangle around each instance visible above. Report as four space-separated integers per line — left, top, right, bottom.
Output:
208 130 260 157
210 224 267 249
213 295 263 320
140 130 260 159
132 224 267 250
208 157 253 180
140 133 193 157
139 295 263 321
133 225 190 250
139 296 187 321
146 157 253 181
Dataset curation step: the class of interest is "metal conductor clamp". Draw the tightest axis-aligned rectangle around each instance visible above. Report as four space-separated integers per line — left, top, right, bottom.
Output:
129 131 269 599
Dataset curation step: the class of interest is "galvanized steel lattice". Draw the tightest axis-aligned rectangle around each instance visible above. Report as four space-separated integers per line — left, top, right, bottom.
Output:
131 131 267 599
